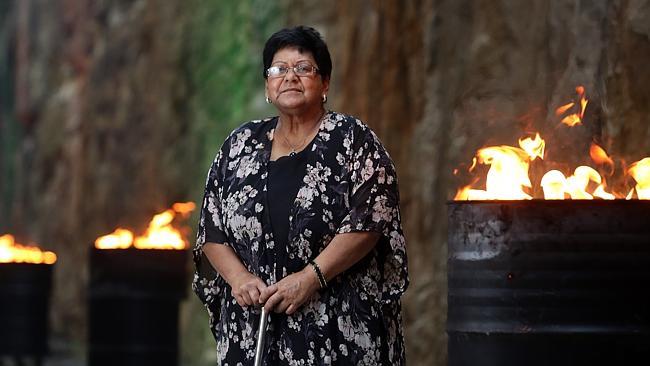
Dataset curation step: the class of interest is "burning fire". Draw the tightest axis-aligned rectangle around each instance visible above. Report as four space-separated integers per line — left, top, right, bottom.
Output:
95 202 196 250
0 234 57 264
455 87 650 200
555 85 588 127
628 158 650 199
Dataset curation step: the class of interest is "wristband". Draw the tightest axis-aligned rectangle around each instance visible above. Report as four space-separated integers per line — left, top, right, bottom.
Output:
309 260 328 289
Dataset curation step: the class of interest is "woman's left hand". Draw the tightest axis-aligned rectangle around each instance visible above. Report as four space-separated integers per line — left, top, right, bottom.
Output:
259 266 320 315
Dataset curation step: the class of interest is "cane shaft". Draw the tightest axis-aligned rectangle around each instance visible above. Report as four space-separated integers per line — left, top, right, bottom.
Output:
253 307 269 366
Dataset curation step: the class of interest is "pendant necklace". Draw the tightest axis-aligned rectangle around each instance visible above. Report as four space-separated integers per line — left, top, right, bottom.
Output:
280 111 326 157
282 134 306 157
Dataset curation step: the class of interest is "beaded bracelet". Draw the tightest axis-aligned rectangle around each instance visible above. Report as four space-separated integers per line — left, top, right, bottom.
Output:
309 260 328 289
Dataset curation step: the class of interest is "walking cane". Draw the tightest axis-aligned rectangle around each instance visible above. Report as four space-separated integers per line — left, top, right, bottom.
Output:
253 306 269 366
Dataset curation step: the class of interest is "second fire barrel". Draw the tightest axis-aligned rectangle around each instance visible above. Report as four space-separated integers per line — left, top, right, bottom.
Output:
0 263 53 364
88 247 187 366
448 200 650 366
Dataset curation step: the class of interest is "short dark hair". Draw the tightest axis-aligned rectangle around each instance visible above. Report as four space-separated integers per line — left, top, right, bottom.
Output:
262 26 332 80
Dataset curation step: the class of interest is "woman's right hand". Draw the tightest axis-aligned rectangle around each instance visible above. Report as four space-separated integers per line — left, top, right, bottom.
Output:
202 243 271 308
229 271 269 307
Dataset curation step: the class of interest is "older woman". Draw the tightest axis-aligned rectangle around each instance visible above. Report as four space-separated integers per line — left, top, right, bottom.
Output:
193 26 408 365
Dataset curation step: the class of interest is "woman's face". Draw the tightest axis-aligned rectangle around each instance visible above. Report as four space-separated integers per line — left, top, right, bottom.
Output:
265 47 329 114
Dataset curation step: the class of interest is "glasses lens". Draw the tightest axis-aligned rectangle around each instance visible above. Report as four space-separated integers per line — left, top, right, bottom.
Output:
294 64 314 76
267 66 286 78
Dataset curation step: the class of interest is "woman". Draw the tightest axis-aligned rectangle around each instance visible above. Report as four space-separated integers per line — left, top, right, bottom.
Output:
193 26 408 365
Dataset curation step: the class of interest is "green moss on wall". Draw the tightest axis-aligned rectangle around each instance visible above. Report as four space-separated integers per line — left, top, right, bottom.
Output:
187 0 282 176
181 1 283 364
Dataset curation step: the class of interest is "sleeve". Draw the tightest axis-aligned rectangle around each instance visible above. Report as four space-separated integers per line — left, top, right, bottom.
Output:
200 149 230 246
191 146 229 327
336 123 409 304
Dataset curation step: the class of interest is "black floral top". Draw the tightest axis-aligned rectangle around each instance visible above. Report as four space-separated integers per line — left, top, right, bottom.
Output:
192 111 408 365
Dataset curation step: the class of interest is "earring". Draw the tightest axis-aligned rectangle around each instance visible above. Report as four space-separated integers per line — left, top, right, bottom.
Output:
322 94 327 103
265 96 271 104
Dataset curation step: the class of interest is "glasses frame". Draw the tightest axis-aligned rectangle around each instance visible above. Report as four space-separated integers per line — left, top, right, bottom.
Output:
266 63 320 78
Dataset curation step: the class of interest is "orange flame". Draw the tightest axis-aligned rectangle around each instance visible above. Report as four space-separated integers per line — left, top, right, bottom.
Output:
95 229 133 249
172 202 195 216
558 86 588 127
95 202 196 250
589 143 614 170
628 158 650 199
555 102 575 116
454 86 649 200
561 114 582 127
454 146 532 200
0 234 57 264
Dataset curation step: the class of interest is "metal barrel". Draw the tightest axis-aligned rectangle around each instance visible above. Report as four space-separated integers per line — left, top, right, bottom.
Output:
447 200 650 366
88 248 187 366
0 263 53 361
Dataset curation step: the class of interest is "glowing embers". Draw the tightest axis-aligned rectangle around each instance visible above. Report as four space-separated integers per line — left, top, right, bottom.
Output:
454 87 650 200
94 202 195 250
0 234 57 264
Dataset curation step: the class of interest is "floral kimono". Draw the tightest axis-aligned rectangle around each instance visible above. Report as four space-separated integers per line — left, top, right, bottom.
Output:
192 111 408 365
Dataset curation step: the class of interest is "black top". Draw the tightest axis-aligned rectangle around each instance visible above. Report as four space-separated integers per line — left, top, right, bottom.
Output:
267 147 310 257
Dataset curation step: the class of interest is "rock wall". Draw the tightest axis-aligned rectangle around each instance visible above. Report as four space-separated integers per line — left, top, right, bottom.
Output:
289 1 650 364
1 0 192 357
3 0 650 365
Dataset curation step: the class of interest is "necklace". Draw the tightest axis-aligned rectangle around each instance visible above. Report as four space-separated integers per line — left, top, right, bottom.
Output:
279 110 326 157
281 132 306 157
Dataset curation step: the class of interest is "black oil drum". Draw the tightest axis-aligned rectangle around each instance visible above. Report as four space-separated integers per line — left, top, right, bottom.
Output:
0 263 53 364
448 200 650 366
88 248 188 366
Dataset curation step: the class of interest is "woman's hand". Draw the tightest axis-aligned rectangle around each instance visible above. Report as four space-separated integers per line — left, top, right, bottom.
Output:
230 271 268 307
259 266 320 315
202 243 269 308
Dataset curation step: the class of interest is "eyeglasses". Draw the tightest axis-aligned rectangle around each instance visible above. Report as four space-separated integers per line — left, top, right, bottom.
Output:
266 63 319 78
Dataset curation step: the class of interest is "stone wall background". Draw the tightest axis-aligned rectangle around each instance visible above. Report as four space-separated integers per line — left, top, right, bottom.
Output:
288 1 650 364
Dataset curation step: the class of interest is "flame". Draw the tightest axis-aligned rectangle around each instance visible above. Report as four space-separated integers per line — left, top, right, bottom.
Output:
555 102 575 116
539 166 611 200
454 146 532 200
519 133 545 160
94 202 196 250
95 229 133 249
558 86 588 127
172 202 196 216
454 86 649 200
134 210 185 249
589 143 614 172
565 166 601 199
593 184 616 200
580 97 588 118
628 158 650 199
457 132 646 200
561 114 582 127
0 234 57 264
468 157 478 172
540 170 567 200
